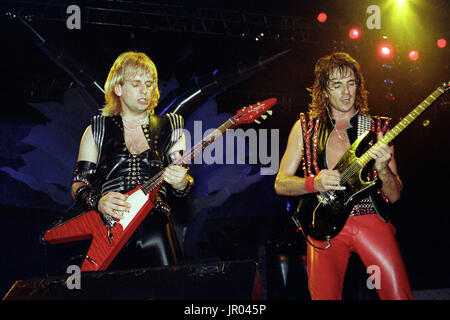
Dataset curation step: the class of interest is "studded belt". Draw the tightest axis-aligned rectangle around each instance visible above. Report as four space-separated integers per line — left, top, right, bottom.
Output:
349 197 376 216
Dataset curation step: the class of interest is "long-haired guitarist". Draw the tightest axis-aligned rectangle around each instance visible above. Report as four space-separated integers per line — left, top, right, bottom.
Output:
274 52 413 299
71 51 193 269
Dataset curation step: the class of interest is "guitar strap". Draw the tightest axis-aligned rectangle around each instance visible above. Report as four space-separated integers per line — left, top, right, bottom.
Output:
357 114 372 136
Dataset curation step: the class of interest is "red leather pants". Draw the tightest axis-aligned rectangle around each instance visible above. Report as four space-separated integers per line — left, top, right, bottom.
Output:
306 214 413 300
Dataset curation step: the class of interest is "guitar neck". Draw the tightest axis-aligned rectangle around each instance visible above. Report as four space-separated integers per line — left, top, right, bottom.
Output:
178 117 237 165
140 117 237 194
358 86 444 166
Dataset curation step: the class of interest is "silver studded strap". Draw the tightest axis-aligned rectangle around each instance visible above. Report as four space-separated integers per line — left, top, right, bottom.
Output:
91 115 106 164
350 114 376 216
357 114 372 137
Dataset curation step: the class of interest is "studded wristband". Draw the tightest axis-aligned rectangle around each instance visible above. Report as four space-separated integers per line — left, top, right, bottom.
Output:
75 185 101 211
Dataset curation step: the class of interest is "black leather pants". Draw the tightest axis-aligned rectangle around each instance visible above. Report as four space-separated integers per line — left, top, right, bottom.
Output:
108 208 183 271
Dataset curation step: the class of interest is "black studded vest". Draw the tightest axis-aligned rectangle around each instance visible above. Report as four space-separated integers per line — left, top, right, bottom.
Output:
299 109 393 221
89 113 184 199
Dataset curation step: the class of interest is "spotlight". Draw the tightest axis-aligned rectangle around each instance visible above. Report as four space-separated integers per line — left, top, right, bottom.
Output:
437 38 447 48
348 27 361 40
396 0 407 8
317 12 327 23
408 50 419 61
378 43 394 59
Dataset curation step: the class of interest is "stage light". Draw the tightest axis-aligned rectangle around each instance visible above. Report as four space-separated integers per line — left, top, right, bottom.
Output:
408 50 419 61
437 38 447 48
348 27 361 40
396 0 407 9
317 13 327 23
378 43 394 59
385 92 396 101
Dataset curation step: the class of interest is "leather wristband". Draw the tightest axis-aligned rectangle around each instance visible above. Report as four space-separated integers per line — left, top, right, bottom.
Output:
72 161 97 185
172 175 193 198
304 176 317 193
75 185 101 211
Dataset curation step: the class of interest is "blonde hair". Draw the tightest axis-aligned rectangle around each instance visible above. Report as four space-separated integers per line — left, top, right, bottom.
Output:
101 51 160 116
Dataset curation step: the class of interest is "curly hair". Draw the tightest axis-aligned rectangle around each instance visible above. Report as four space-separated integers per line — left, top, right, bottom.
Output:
101 51 160 116
308 52 369 120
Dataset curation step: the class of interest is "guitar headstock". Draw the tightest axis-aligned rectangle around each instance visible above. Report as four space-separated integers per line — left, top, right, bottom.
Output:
231 98 277 127
441 81 450 94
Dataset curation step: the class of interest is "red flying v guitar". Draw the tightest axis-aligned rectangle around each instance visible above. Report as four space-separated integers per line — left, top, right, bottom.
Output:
44 98 277 271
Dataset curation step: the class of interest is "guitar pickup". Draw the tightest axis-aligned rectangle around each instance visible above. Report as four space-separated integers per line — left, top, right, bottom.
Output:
317 191 337 205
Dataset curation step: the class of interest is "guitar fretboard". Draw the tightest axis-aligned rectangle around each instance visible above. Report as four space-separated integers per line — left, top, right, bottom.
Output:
140 118 236 194
357 86 444 167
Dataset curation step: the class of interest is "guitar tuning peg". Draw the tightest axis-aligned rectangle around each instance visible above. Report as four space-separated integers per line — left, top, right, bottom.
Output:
261 115 268 120
254 119 261 124
267 110 273 116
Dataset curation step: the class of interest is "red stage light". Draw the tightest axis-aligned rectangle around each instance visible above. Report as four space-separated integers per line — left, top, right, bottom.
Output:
348 27 361 40
378 43 394 59
317 13 327 23
408 50 419 61
437 38 447 48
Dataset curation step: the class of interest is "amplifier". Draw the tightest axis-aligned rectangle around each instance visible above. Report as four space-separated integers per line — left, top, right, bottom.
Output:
3 260 262 300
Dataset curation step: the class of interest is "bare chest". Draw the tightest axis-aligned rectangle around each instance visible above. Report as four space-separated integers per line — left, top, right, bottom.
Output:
326 129 350 169
124 128 150 155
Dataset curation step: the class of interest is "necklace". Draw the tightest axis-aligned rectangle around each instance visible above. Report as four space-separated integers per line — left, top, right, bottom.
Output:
123 122 143 131
121 114 148 124
121 114 148 131
335 128 346 140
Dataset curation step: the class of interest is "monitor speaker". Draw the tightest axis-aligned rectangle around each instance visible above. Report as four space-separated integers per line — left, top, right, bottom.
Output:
3 259 263 300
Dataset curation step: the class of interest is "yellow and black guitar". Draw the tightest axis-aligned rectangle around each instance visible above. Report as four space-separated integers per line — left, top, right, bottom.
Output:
293 82 449 245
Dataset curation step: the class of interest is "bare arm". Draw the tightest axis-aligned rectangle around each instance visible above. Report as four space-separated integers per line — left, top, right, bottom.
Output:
275 119 340 196
275 119 346 196
71 125 98 199
72 125 129 219
369 132 403 203
274 120 308 196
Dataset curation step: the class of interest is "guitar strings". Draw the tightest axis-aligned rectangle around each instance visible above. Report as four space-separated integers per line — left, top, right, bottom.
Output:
335 95 437 186
141 126 225 194
340 162 361 182
141 113 272 194
321 162 361 199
